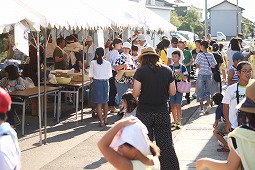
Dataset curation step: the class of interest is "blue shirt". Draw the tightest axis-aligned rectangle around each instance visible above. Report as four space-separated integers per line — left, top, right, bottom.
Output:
215 103 224 120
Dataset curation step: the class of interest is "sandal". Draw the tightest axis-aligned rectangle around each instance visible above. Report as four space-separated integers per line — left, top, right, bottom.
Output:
99 122 104 127
104 120 108 125
217 147 230 152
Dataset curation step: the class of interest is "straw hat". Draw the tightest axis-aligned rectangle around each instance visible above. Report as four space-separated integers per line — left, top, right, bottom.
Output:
110 118 151 156
86 36 93 42
237 80 255 113
138 46 160 63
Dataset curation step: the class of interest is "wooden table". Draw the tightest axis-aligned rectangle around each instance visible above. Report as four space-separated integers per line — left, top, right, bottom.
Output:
9 86 61 135
42 81 91 121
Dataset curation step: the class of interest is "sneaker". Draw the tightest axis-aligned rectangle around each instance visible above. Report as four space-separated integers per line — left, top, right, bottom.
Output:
205 106 212 113
192 93 197 99
199 109 205 115
171 121 177 127
175 122 182 129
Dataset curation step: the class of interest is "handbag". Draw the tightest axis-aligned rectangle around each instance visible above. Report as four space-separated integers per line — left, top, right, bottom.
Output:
177 81 191 93
174 64 191 93
236 83 247 126
203 52 221 82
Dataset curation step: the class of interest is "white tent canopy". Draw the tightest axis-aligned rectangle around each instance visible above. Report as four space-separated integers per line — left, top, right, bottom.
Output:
84 0 177 32
0 0 41 33
20 0 112 30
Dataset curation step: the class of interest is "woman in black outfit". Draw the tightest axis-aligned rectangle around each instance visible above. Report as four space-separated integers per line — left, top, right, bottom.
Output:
133 47 180 170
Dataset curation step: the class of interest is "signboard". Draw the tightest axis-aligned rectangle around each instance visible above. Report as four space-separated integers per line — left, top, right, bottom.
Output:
14 23 29 56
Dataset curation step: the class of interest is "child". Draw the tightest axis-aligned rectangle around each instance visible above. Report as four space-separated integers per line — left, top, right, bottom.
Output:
227 52 244 85
121 91 137 118
212 93 229 152
131 45 139 69
170 50 188 129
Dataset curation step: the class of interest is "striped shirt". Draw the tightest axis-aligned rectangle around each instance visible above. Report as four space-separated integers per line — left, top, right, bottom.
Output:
195 52 217 75
230 65 239 83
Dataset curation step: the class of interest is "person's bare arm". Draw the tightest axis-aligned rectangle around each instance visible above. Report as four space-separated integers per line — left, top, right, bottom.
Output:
169 81 176 96
223 104 231 133
114 64 128 71
227 69 234 85
196 148 241 170
132 79 141 98
97 117 137 170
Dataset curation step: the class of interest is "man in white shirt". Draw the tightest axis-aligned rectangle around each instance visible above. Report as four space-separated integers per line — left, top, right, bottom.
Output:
137 34 150 55
85 35 97 66
167 37 184 66
222 61 252 133
0 88 20 170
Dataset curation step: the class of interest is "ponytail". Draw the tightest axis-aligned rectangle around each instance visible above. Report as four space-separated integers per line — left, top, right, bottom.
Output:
94 47 104 65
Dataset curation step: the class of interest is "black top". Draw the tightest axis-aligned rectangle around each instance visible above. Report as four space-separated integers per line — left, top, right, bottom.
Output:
134 64 174 113
212 51 223 70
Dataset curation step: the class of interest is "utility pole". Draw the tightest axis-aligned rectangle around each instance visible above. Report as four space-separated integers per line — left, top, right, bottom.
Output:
236 0 239 34
205 0 208 37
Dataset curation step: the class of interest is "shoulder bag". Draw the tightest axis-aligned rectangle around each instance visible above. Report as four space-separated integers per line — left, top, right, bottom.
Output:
236 83 247 126
175 64 191 93
203 52 221 82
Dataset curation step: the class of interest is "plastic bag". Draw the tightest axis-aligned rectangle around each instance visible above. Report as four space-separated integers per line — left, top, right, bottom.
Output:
48 73 57 84
24 77 35 89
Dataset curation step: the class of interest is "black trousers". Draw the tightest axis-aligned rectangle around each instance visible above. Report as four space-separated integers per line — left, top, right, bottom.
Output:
185 72 191 98
137 109 180 170
108 70 117 107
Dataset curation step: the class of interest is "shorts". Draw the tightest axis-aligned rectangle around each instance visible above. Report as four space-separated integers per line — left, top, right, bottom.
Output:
170 91 183 105
216 121 226 136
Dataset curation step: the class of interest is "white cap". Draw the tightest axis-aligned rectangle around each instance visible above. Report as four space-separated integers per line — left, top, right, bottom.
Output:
110 118 151 156
122 42 131 49
137 34 146 41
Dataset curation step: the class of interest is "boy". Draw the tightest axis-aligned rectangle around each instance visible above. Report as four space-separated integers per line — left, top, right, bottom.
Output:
227 52 244 85
0 88 20 169
131 45 139 69
212 93 229 152
223 61 252 133
170 50 188 129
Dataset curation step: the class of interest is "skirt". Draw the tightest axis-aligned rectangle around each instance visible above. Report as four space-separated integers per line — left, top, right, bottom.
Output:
91 79 109 104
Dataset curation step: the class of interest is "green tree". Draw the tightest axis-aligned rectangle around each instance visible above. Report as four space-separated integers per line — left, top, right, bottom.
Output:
170 11 182 28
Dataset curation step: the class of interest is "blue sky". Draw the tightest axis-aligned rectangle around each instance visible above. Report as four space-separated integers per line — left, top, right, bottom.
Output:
186 0 255 22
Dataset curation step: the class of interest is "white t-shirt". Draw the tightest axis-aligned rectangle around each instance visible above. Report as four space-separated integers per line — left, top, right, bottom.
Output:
0 135 20 170
89 59 112 80
166 47 184 65
222 83 246 129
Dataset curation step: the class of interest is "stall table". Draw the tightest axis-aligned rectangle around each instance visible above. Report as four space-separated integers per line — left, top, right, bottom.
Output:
9 86 61 135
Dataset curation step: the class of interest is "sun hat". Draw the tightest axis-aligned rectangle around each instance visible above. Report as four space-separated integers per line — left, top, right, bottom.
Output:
138 46 160 63
237 80 255 113
110 118 151 156
137 34 146 41
122 42 131 49
232 52 244 61
86 35 93 42
0 87 12 114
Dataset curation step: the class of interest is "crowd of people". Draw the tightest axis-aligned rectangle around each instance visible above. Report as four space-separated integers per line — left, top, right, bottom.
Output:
1 31 255 169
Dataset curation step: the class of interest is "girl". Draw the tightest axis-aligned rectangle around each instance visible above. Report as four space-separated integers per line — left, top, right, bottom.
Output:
121 91 137 119
0 65 25 127
106 38 122 113
98 117 160 170
89 47 112 127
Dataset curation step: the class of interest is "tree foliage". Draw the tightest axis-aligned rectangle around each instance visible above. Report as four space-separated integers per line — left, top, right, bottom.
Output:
171 9 204 37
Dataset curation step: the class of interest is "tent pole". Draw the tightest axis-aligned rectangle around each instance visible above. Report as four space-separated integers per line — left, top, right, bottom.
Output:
81 29 86 121
43 28 48 144
37 31 42 145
